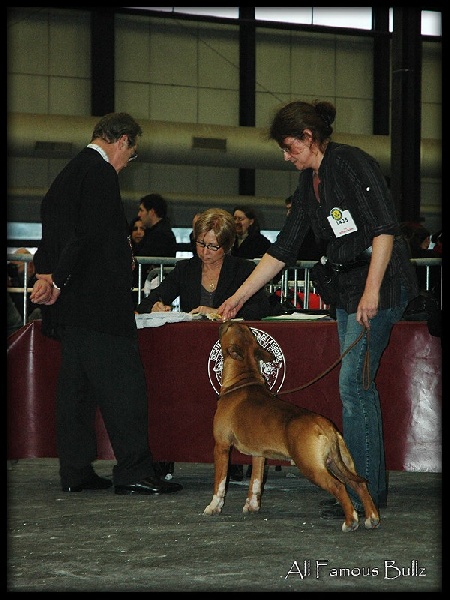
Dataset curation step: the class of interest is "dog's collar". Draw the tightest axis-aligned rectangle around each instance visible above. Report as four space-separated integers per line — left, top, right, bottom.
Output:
218 379 273 399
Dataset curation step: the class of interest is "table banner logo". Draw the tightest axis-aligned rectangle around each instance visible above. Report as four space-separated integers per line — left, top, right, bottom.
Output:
208 327 286 395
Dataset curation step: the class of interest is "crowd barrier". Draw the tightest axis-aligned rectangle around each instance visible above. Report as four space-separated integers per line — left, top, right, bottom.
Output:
7 253 443 324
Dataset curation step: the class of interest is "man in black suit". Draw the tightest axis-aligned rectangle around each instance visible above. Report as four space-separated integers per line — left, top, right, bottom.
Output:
30 112 182 496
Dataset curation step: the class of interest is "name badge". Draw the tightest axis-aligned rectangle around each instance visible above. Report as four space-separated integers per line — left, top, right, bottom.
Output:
327 207 358 238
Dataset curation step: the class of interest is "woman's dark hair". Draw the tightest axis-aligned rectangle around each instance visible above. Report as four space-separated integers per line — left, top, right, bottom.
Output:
400 222 431 252
129 216 143 235
91 112 143 148
233 205 262 234
269 100 335 151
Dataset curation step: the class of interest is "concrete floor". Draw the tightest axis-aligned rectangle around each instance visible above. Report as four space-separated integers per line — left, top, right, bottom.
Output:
7 459 442 592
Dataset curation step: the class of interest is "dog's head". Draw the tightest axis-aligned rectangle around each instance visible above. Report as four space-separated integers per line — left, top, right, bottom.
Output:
219 322 274 382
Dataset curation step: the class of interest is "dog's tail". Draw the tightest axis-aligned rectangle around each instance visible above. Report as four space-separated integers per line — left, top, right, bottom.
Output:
326 431 367 485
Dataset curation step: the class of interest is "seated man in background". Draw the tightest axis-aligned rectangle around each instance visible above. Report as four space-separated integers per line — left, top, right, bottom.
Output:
136 193 178 291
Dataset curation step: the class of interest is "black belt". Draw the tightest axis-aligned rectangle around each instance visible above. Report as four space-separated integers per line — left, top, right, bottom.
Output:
328 249 372 273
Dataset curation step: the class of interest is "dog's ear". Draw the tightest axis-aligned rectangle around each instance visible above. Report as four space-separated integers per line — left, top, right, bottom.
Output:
255 347 275 364
226 344 244 361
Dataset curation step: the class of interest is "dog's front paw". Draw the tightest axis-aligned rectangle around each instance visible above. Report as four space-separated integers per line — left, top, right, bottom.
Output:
341 519 359 532
204 496 224 515
243 496 261 513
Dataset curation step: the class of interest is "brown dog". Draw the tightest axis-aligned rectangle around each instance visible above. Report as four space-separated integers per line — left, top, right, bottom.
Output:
203 321 380 532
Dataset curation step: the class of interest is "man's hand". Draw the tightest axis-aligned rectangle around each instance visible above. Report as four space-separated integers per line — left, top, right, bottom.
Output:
30 274 60 305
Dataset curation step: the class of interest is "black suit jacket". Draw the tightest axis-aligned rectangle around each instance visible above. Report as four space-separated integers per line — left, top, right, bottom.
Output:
136 255 272 320
34 147 137 338
231 231 271 259
135 218 178 259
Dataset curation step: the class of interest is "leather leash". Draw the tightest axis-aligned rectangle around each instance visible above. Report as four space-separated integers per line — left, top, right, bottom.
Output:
218 326 370 400
277 326 370 395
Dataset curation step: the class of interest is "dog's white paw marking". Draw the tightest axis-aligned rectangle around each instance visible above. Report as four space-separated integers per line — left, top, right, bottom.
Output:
364 516 380 529
204 495 224 516
342 520 359 532
243 495 261 513
250 478 262 495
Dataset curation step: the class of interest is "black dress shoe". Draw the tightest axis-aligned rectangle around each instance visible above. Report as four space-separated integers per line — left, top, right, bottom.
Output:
62 475 112 493
114 476 183 495
228 464 244 482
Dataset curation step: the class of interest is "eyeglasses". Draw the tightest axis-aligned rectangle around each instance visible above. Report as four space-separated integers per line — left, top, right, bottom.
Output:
279 138 300 155
280 144 295 155
128 152 138 162
196 241 221 252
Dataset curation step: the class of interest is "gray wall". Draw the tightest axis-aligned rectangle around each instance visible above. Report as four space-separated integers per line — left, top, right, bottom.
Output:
7 8 442 237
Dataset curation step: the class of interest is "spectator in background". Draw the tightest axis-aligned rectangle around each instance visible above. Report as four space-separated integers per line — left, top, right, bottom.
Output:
400 221 441 301
137 193 178 288
129 216 146 251
137 193 178 259
400 222 432 256
231 206 271 259
129 217 146 305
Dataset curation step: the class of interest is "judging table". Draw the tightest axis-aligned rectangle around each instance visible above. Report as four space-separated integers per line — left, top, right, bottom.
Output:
7 319 441 472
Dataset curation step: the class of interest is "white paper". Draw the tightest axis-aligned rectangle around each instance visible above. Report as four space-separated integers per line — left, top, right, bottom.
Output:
135 312 200 328
262 313 331 321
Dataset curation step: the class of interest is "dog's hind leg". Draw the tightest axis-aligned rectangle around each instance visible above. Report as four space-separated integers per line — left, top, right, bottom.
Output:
289 443 360 532
335 437 380 529
204 443 230 516
302 463 360 532
243 456 265 513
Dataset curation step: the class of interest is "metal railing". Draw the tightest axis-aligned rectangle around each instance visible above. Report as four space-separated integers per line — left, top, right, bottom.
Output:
8 252 442 326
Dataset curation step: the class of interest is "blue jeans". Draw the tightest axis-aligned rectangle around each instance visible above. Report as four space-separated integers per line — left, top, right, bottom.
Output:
336 292 408 509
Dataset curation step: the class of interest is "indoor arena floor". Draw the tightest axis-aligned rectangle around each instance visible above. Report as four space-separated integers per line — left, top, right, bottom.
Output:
7 459 441 593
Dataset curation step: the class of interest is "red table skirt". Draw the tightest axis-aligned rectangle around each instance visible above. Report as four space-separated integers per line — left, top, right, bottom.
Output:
7 319 441 472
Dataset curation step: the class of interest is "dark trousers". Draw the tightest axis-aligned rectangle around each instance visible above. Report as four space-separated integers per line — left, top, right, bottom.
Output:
56 326 155 486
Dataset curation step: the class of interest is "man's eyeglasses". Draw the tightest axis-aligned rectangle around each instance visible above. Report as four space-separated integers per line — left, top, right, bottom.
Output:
128 152 138 162
196 241 221 252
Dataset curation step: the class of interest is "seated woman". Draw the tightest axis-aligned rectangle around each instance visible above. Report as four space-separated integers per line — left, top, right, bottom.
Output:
136 208 273 321
136 207 274 482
